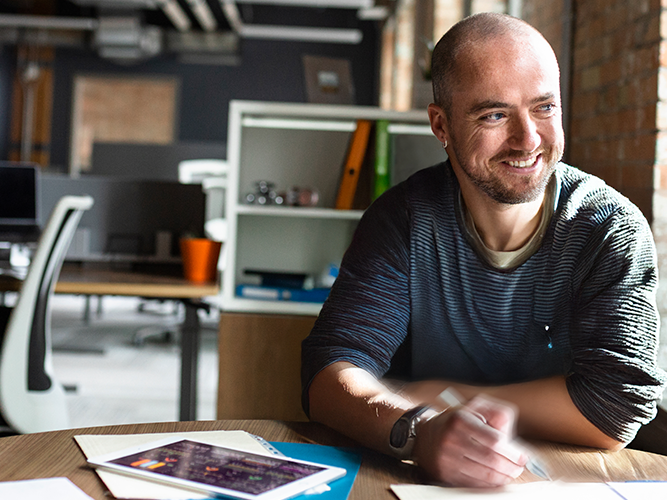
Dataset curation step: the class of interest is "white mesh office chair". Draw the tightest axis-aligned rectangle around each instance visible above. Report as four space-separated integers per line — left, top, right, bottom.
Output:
0 195 93 434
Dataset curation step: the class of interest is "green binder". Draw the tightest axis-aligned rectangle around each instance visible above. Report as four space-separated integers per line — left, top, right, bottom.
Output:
373 119 392 200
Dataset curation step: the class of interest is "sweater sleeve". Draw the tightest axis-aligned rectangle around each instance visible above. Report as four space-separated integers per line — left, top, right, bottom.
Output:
300 186 412 417
567 205 667 443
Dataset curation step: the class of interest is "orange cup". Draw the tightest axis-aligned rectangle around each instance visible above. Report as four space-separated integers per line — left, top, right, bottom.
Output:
180 238 222 283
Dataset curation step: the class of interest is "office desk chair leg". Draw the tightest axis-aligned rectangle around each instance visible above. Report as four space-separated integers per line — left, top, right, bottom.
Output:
0 306 15 436
132 299 180 346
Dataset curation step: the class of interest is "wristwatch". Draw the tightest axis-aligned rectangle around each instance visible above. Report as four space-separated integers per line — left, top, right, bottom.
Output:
389 406 430 461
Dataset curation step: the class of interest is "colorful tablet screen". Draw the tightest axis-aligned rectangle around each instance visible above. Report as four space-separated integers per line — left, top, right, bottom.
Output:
108 439 326 495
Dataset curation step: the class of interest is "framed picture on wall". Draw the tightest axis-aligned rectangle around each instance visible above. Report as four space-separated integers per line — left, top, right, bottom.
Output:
69 75 179 176
302 55 355 105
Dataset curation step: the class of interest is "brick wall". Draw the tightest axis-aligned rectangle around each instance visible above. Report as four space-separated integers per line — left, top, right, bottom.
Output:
521 0 565 61
570 0 660 222
653 1 667 365
526 0 667 375
524 1 661 221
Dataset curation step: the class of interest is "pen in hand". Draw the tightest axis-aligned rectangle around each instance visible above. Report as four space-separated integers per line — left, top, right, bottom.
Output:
437 388 552 481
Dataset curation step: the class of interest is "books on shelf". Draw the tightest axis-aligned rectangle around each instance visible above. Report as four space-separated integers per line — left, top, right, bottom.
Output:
236 284 331 303
373 119 392 200
335 119 373 210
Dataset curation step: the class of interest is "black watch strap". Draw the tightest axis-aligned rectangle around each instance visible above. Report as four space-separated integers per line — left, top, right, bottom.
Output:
389 405 429 459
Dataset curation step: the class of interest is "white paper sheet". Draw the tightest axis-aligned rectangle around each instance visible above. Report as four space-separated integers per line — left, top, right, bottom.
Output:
75 430 274 500
391 481 623 500
607 481 667 499
0 477 93 499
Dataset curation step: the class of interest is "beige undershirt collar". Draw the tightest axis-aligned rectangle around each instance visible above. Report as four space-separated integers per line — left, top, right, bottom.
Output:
460 175 558 270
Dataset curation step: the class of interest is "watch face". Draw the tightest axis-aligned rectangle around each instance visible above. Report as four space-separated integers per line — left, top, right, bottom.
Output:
390 418 409 448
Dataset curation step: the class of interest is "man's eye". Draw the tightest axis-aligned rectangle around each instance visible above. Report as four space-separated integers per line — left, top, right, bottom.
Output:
538 103 556 113
482 112 505 122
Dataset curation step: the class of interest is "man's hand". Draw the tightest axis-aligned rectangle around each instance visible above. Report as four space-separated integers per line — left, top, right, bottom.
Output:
412 396 529 487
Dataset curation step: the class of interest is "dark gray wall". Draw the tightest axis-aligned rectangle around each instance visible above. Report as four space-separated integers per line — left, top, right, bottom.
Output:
40 173 205 256
0 46 13 161
90 141 227 181
48 21 379 172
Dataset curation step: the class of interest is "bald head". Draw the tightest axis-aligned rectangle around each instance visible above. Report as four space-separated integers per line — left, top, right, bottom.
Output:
431 13 559 116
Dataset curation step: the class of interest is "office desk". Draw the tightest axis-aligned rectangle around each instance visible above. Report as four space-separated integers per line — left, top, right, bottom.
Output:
0 420 666 499
0 266 218 421
55 267 219 422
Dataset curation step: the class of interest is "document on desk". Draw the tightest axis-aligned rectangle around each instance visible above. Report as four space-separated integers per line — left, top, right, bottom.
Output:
0 477 93 499
391 481 667 500
75 430 274 500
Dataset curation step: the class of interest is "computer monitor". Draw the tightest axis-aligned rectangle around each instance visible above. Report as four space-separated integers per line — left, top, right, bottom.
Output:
0 162 41 243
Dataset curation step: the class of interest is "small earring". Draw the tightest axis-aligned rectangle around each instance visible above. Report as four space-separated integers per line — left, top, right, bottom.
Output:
442 140 448 149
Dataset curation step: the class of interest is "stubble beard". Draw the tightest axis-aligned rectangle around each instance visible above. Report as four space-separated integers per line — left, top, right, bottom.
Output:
457 144 564 205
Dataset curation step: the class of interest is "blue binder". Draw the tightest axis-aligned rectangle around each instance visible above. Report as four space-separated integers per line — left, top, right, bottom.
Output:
269 442 362 500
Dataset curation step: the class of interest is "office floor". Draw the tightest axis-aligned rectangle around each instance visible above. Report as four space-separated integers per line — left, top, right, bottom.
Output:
50 295 219 429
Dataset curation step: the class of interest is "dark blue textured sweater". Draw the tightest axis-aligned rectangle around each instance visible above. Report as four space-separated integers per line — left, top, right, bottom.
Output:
301 161 667 442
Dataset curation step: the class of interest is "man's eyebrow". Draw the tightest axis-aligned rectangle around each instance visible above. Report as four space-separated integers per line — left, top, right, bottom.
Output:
468 100 511 115
532 92 556 104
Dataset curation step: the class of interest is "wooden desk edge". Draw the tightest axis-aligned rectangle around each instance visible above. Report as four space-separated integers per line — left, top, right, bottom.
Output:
55 281 219 299
1 420 667 500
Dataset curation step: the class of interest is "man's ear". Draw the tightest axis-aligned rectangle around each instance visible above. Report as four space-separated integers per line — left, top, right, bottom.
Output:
427 103 449 145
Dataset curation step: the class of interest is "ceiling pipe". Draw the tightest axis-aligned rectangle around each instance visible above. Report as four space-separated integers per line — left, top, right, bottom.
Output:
233 0 373 7
185 0 218 31
156 0 192 31
241 24 362 43
219 0 363 44
0 14 98 31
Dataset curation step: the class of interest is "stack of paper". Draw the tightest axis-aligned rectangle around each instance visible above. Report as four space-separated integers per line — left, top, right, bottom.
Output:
391 480 667 500
0 478 93 499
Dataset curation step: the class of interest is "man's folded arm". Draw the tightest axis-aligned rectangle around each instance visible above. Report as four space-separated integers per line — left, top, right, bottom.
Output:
397 376 625 450
311 362 624 451
307 361 415 455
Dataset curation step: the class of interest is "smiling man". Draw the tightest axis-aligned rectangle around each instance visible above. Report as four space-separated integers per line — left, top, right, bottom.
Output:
301 13 666 488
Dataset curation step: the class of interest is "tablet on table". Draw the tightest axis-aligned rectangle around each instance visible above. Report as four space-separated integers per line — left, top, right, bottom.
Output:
87 436 346 500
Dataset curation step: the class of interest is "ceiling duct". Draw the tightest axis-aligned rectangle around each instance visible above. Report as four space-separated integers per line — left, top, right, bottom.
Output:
93 16 162 61
71 0 193 32
165 30 240 64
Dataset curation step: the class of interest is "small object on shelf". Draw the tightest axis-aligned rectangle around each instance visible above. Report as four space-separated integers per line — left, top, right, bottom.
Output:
287 187 319 207
244 269 308 289
245 180 283 205
318 262 340 288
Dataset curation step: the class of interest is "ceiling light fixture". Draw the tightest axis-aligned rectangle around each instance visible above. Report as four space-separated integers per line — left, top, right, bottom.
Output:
219 0 363 44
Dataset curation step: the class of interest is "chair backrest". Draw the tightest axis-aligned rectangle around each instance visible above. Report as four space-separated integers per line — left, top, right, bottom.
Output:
0 195 93 434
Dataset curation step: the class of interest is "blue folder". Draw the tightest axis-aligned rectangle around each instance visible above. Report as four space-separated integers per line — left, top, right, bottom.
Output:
269 442 362 500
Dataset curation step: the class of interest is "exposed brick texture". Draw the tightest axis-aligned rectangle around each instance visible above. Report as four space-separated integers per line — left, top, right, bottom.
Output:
525 0 661 222
524 1 667 364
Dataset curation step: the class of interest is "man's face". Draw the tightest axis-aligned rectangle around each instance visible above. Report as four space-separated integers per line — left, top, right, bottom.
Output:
443 34 565 205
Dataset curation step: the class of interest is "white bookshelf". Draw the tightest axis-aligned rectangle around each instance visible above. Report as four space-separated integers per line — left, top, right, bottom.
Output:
221 100 443 315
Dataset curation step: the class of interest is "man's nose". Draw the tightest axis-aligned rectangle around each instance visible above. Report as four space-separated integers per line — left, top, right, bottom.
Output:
508 113 541 152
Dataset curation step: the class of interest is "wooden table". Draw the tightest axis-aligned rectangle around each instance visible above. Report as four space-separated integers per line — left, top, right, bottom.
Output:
0 420 666 499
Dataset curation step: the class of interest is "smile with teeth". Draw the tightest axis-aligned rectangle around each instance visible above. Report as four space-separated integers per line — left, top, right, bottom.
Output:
507 157 538 168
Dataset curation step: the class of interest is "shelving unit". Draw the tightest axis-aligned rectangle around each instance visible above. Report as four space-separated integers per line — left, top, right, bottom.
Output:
221 100 443 315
